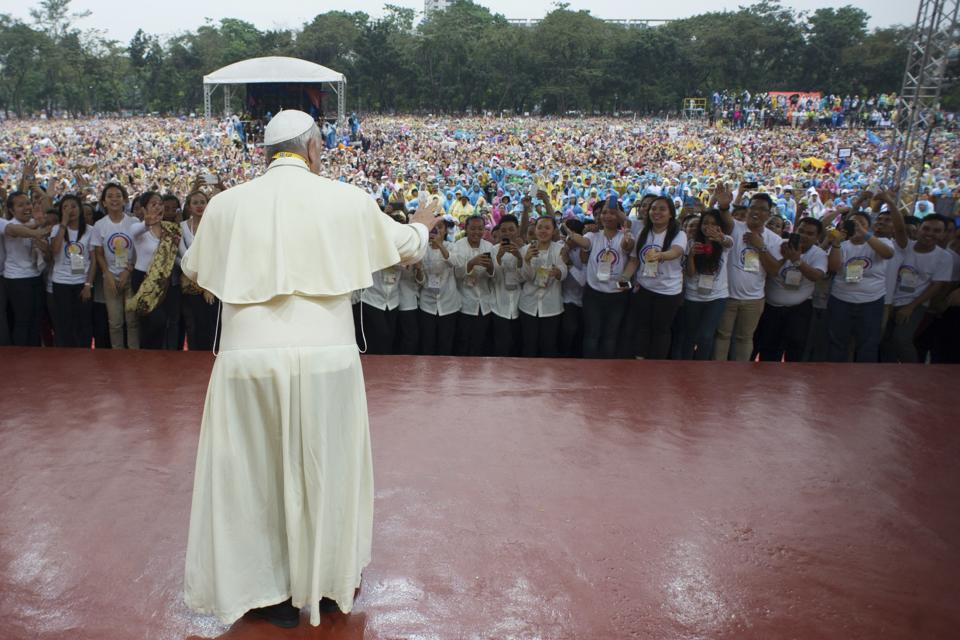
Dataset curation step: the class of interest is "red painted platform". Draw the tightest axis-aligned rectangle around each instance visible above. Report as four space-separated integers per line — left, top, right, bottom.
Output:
0 348 958 639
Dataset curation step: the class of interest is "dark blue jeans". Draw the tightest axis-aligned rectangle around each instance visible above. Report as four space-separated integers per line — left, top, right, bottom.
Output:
826 296 884 363
681 298 727 360
582 286 629 359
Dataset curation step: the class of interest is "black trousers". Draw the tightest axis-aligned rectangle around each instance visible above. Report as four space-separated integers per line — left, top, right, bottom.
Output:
52 283 92 348
629 287 683 359
5 276 43 346
130 270 167 350
519 312 561 357
93 302 111 349
163 284 182 350
491 315 521 357
361 303 398 355
559 303 583 358
581 286 629 359
183 292 220 351
419 310 457 355
755 300 813 362
396 309 419 355
0 276 9 346
456 310 491 356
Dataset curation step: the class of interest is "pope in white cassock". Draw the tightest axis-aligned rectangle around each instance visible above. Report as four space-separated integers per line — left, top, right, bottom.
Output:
180 110 439 628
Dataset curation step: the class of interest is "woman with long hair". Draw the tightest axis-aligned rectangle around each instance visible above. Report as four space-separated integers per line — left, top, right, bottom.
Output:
180 190 219 351
620 196 687 359
92 183 138 348
518 216 567 357
679 210 733 359
49 194 96 347
128 192 187 349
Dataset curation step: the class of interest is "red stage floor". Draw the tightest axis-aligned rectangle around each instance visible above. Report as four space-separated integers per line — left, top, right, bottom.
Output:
0 348 958 639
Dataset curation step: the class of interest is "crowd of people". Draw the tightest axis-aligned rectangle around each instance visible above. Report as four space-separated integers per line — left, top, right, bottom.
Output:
1 113 958 362
704 90 911 129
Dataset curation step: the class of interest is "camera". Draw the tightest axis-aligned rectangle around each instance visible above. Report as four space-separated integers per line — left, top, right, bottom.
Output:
788 233 800 250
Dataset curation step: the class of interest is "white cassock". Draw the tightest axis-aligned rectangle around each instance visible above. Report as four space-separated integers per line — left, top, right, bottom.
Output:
180 155 428 626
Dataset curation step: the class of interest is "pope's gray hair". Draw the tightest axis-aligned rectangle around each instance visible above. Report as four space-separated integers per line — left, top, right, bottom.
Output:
264 123 322 164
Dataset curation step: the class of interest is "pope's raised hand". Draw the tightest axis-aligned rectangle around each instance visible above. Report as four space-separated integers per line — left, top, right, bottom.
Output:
408 198 443 231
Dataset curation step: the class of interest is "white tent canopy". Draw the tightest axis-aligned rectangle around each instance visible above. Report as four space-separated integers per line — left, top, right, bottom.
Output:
203 56 346 125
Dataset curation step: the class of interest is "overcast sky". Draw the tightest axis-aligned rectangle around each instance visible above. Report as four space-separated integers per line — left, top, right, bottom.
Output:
0 0 917 43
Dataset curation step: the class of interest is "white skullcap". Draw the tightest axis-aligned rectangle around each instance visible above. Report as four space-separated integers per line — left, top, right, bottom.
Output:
263 110 316 145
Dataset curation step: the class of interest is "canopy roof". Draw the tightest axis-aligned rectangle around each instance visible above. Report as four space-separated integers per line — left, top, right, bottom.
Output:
203 56 345 85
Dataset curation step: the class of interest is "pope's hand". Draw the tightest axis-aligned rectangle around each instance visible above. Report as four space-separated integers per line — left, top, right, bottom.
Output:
408 198 443 231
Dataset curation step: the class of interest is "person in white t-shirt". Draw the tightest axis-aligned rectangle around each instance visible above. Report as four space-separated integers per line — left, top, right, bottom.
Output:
880 200 953 362
92 183 140 349
680 210 733 359
180 190 219 351
2 190 51 346
753 217 828 361
518 216 567 357
451 215 495 356
49 194 97 347
714 189 784 361
563 201 634 358
489 214 525 356
826 206 896 362
620 196 687 359
558 220 588 357
416 222 460 355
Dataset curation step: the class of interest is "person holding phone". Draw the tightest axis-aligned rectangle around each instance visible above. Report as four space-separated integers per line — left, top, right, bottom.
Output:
49 194 96 347
679 210 733 360
826 204 895 362
489 214 524 356
753 217 828 361
518 216 567 357
452 215 495 356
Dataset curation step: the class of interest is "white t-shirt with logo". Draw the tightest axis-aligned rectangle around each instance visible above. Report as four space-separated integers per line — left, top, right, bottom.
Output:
684 242 733 302
49 226 94 285
726 219 784 300
830 238 894 304
584 231 631 293
636 229 687 296
891 240 952 308
92 214 138 276
2 220 43 279
766 244 828 307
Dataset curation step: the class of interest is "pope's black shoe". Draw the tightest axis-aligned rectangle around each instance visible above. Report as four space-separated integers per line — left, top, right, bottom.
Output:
246 598 300 628
319 597 342 614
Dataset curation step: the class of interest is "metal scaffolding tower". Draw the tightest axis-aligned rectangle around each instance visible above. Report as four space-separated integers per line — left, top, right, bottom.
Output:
884 0 959 211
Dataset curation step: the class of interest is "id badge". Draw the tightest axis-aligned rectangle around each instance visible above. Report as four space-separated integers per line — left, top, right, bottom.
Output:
743 249 760 273
898 270 917 293
642 259 658 278
113 246 128 270
697 273 715 294
382 268 399 286
845 263 864 283
535 265 551 288
505 268 519 290
70 252 86 275
427 273 441 292
597 254 612 282
784 269 802 290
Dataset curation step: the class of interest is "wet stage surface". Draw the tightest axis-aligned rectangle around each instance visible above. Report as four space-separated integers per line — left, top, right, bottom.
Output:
1 348 958 639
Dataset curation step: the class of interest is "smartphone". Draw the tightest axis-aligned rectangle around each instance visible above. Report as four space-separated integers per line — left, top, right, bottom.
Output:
502 237 511 245
617 280 631 290
842 219 857 238
788 233 800 250
559 224 569 237
743 181 759 190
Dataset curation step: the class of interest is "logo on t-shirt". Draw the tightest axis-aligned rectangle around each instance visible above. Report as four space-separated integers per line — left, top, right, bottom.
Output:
596 248 621 267
843 256 872 272
65 241 85 257
107 233 132 254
